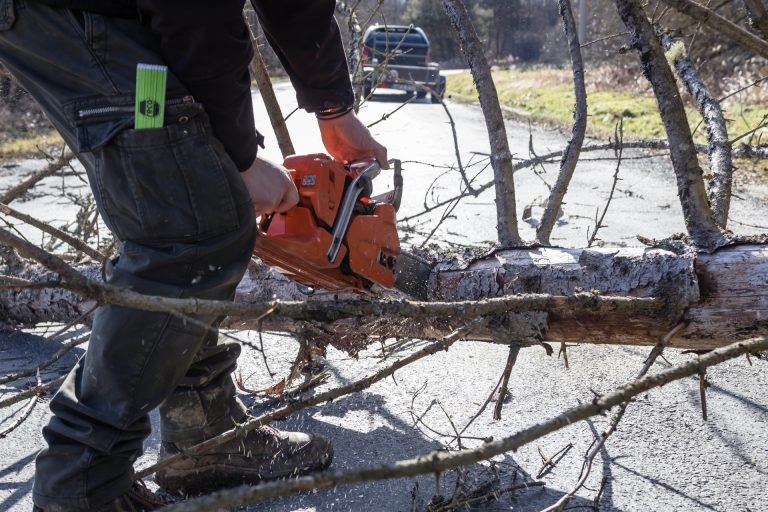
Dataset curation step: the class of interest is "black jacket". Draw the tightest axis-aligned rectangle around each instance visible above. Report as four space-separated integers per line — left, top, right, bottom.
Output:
37 0 354 170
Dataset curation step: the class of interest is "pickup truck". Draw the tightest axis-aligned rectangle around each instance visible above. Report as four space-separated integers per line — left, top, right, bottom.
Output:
361 25 446 103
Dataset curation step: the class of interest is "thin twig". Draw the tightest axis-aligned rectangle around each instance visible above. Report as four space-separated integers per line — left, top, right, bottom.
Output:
0 374 66 410
0 334 89 386
398 140 676 226
0 149 73 204
0 202 105 261
698 370 708 420
493 345 520 420
588 119 624 247
0 371 42 438
536 443 574 479
436 94 475 196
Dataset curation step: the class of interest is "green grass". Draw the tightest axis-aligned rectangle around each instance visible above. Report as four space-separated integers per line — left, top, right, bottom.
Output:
446 67 767 144
0 130 64 159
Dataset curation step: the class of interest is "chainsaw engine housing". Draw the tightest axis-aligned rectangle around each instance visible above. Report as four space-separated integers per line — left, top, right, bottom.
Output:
253 154 400 292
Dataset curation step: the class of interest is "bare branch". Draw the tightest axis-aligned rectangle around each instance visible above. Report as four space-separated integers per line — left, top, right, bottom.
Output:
0 202 105 261
658 0 768 58
588 121 625 247
661 34 733 228
137 318 487 480
0 371 41 438
399 139 708 226
743 0 768 39
0 334 89 386
614 0 728 249
536 0 588 245
0 374 66 410
243 13 295 158
441 0 522 247
492 345 520 420
0 150 73 205
539 321 687 511
0 225 665 325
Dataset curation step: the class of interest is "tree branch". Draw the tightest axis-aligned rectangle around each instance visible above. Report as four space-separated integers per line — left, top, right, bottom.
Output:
536 0 588 245
0 202 105 261
660 34 733 228
614 0 728 249
658 0 768 58
539 321 687 511
441 0 522 247
0 225 665 324
243 12 295 158
137 318 488 480
0 150 73 205
743 0 768 39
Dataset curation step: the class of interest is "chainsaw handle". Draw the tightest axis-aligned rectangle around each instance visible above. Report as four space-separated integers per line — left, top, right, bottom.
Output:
369 159 403 212
348 159 381 178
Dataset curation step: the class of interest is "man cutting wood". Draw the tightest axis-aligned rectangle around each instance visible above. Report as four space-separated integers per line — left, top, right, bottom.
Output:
0 1 387 509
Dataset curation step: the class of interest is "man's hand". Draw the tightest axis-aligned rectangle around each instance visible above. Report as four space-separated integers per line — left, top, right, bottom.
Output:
318 110 389 169
240 157 299 217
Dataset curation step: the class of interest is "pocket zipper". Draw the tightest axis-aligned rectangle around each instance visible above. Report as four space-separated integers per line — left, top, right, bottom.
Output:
76 95 195 121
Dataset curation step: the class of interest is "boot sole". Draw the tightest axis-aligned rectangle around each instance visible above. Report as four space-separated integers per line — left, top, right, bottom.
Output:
155 456 332 496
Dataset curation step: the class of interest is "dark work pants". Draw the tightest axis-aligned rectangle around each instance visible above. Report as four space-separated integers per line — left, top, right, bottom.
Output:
0 1 256 509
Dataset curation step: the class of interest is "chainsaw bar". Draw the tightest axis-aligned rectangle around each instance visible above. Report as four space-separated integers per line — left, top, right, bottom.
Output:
393 250 433 300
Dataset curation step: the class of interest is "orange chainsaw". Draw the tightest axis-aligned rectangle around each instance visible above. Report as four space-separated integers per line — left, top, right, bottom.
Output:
253 154 403 293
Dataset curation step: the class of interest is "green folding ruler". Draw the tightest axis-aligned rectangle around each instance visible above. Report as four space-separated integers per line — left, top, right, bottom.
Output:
134 63 167 129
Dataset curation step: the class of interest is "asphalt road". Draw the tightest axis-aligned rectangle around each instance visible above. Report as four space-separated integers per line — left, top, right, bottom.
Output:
1 83 767 512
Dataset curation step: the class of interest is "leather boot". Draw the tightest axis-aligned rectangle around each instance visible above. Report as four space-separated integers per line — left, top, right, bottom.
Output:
33 480 169 511
154 423 333 495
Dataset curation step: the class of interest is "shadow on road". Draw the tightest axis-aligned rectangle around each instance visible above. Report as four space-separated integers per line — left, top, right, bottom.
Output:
0 452 37 511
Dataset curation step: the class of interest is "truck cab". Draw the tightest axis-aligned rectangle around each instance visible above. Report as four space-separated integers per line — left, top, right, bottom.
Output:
361 25 446 103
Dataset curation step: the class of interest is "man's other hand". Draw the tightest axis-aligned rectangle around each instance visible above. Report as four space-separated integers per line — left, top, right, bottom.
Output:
318 110 389 169
241 157 299 217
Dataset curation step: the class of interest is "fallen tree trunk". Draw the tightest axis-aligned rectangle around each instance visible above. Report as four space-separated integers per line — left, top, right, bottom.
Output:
3 243 766 351
428 244 767 349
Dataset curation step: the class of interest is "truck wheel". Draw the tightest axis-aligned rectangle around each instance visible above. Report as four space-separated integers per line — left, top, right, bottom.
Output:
430 75 446 104
416 90 427 99
363 85 372 99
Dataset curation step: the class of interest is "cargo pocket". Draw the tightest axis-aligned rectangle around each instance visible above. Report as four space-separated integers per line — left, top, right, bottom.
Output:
91 111 241 244
0 0 15 31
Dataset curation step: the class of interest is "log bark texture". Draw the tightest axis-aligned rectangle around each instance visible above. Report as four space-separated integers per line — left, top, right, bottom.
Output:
4 245 767 351
430 244 768 349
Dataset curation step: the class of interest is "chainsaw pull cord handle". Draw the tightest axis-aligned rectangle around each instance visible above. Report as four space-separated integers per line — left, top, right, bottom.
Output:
327 159 381 264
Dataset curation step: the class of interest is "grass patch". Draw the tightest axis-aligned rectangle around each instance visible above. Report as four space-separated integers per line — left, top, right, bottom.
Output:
446 67 767 144
0 129 64 160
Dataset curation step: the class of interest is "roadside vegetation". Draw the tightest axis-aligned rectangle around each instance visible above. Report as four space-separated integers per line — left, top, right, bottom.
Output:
446 65 767 145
